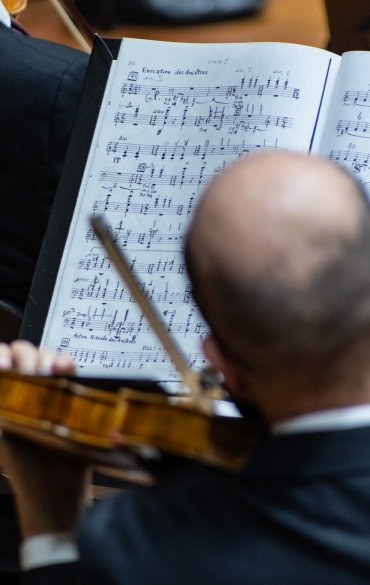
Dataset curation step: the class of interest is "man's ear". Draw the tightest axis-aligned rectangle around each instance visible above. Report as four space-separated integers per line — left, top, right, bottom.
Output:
202 335 249 400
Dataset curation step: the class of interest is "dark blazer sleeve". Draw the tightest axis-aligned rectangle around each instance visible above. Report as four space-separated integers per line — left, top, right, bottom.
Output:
22 563 81 585
0 25 89 308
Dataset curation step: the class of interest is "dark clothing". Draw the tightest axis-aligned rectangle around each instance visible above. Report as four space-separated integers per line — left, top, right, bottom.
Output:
0 24 88 582
0 23 88 308
0 494 21 584
10 17 29 36
24 426 370 584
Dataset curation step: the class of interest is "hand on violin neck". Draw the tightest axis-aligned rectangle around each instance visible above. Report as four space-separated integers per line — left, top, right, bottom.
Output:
0 340 75 376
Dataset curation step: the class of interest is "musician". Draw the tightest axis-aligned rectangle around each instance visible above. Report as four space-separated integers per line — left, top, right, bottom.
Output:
0 7 88 309
3 152 370 584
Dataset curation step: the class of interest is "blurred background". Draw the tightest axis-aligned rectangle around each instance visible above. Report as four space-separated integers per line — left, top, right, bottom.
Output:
17 0 329 52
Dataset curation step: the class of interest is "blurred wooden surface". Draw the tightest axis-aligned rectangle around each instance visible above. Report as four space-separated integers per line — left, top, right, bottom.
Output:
19 0 329 51
325 0 370 54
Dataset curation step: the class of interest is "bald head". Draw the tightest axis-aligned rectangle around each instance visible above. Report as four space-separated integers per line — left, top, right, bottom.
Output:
190 153 363 287
186 152 370 373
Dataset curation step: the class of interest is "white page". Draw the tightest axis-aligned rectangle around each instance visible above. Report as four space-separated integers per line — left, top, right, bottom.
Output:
318 52 370 196
41 40 339 390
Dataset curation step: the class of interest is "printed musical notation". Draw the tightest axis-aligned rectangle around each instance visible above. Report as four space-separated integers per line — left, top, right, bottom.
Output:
120 78 300 101
71 278 195 307
105 139 285 160
113 110 293 134
85 225 185 251
318 58 370 199
56 345 207 371
343 90 370 108
329 149 370 173
337 119 370 138
99 169 211 191
78 254 186 276
92 197 195 218
62 307 209 341
41 39 329 386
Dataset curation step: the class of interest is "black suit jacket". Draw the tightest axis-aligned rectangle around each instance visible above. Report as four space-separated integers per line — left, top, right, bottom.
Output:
0 26 88 580
24 426 370 584
0 24 89 308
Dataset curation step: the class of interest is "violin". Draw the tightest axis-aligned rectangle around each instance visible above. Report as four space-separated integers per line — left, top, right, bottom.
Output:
0 370 261 484
0 217 264 482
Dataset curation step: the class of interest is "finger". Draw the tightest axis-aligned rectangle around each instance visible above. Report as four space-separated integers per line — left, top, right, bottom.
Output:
10 340 40 375
52 354 76 376
36 348 59 376
0 344 12 370
9 342 76 377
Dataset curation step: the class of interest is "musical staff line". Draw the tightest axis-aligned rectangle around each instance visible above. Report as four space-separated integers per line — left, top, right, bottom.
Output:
92 198 196 218
113 110 293 133
336 119 370 138
78 256 186 275
105 140 285 160
121 80 300 100
85 227 185 250
99 170 212 190
43 39 315 388
71 280 195 306
343 90 370 107
63 315 209 340
329 149 370 172
57 346 207 370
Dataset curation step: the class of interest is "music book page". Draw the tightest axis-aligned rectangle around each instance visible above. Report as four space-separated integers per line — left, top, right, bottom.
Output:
40 39 340 390
317 52 370 196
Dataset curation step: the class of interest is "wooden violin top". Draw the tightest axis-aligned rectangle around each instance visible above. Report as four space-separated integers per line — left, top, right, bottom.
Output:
0 370 263 479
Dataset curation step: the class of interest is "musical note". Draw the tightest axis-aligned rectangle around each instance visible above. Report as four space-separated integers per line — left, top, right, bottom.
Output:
92 198 196 218
71 279 197 307
106 139 285 159
62 308 209 341
336 119 370 138
41 38 321 388
342 90 370 107
56 344 208 370
85 224 186 251
120 79 300 101
98 170 215 190
113 110 293 133
329 149 370 173
78 255 186 275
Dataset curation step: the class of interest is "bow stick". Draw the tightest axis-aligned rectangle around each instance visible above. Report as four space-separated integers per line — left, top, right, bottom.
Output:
90 216 216 411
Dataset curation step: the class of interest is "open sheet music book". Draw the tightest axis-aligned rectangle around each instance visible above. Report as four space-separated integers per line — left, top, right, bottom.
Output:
22 38 370 391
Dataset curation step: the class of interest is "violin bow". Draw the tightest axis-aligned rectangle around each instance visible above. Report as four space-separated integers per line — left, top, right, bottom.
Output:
49 0 94 52
91 216 214 409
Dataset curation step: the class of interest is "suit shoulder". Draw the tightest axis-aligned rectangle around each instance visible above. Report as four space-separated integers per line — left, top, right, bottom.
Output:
0 24 89 68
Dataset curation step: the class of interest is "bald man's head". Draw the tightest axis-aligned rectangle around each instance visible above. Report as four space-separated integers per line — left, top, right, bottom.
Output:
186 153 370 374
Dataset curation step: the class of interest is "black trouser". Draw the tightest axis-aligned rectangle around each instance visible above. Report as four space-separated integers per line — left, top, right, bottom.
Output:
0 493 21 585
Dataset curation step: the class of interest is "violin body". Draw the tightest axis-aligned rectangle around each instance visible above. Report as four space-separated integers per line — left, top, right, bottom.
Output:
0 372 260 481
